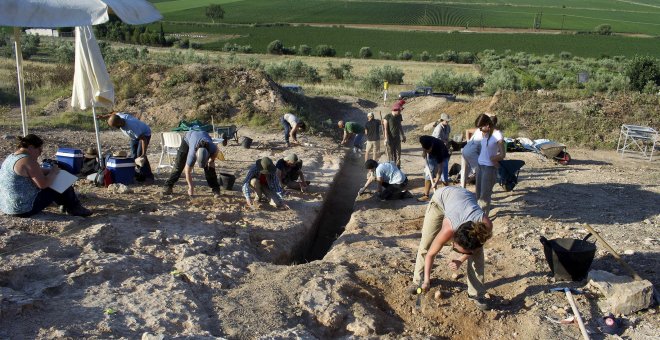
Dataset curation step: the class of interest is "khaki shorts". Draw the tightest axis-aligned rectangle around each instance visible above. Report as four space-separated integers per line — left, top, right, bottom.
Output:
365 140 380 159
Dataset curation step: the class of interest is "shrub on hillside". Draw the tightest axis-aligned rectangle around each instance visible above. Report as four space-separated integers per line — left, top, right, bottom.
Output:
419 51 430 62
315 45 336 57
326 62 353 80
437 50 458 63
379 51 392 60
265 60 320 83
267 40 284 55
560 51 572 60
397 50 413 61
483 69 519 95
345 51 353 58
298 45 312 56
53 41 75 63
626 55 660 92
222 43 252 53
359 47 372 59
419 69 483 95
362 65 404 90
457 52 476 64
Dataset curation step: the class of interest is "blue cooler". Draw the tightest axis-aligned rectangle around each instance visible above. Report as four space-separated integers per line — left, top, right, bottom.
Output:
107 157 135 185
55 148 83 174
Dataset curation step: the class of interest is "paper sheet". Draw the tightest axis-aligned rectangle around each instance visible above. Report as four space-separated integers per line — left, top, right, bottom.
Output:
49 170 78 193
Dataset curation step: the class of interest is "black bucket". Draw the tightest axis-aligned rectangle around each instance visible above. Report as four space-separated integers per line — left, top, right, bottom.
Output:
241 137 253 149
540 234 596 281
219 173 236 190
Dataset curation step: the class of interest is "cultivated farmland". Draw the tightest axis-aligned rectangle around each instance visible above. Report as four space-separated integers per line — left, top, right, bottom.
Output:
152 0 660 36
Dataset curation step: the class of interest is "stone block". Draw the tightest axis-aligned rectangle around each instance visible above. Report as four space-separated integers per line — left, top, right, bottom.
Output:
588 270 653 315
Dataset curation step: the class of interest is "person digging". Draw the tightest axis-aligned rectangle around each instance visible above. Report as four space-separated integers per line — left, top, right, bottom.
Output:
412 186 493 311
162 130 221 197
275 154 309 193
359 159 412 201
338 120 365 153
242 157 289 210
418 135 450 202
99 111 154 183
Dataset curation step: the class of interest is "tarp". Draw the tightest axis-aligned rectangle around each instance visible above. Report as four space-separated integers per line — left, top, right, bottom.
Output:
71 26 114 110
0 0 162 27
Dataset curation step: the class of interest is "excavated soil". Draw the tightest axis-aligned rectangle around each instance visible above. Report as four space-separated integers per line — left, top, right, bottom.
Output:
0 96 659 339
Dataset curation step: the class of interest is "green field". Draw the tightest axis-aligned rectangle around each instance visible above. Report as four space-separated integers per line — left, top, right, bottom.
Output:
151 0 660 36
157 23 660 58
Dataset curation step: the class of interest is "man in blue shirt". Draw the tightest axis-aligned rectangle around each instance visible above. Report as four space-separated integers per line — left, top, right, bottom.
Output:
359 159 412 200
103 112 154 182
242 157 288 210
162 130 220 197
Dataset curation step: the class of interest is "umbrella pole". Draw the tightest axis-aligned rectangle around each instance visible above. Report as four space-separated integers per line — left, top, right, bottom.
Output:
13 27 28 136
92 106 103 167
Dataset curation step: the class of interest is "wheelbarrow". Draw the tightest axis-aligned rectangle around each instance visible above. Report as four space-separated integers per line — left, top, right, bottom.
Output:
214 125 241 143
538 141 571 165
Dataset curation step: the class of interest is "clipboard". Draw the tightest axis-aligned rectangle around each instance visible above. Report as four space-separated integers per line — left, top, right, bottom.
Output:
49 170 78 193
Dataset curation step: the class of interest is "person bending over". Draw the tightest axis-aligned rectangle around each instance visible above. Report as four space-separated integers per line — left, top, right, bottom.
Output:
162 130 220 197
359 159 411 200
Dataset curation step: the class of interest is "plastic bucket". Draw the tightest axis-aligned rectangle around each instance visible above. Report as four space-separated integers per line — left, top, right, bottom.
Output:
219 173 236 190
540 234 596 281
241 137 253 149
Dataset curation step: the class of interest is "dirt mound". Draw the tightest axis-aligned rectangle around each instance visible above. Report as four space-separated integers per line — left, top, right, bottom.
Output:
108 62 286 128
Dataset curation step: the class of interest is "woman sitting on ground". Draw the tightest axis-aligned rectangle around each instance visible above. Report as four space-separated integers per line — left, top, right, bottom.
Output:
0 134 92 217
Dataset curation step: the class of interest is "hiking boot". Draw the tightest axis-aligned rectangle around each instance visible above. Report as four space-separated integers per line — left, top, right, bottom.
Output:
402 190 414 199
468 294 490 311
162 186 173 195
67 205 92 217
417 195 430 202
212 188 221 198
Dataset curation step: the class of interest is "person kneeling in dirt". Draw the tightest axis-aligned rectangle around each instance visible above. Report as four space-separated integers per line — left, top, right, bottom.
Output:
243 157 289 210
276 154 309 192
418 135 450 202
99 111 154 183
413 186 493 310
359 159 412 200
0 134 92 217
162 130 221 197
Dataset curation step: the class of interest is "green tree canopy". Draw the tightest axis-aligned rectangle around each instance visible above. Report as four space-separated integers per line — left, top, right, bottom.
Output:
206 4 225 23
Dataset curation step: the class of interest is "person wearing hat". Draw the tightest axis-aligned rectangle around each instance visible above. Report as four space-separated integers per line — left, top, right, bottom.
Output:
432 113 452 185
392 99 406 113
275 154 309 192
338 120 365 153
242 157 288 209
364 112 381 162
79 147 100 178
280 113 307 148
417 136 450 202
99 111 154 183
383 108 406 168
359 159 412 201
162 130 220 197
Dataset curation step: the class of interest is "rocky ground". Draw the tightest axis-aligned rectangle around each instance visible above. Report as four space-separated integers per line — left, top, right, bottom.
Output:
0 97 659 339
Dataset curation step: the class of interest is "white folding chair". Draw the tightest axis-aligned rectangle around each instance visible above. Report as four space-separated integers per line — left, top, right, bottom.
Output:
157 132 182 174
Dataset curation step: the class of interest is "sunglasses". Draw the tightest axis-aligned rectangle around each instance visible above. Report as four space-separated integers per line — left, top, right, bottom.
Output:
452 245 473 255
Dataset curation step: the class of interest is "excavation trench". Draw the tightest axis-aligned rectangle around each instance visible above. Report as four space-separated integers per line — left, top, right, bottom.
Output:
298 154 365 263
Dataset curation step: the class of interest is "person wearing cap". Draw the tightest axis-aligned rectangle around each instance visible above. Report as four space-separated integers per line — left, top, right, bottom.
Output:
359 159 412 201
338 120 365 153
281 113 307 148
392 99 406 113
417 136 450 202
364 112 381 162
162 130 220 197
275 154 309 192
432 113 452 185
99 111 154 183
242 157 288 209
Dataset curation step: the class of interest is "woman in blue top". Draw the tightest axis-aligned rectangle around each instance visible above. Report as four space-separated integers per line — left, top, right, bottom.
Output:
0 134 91 217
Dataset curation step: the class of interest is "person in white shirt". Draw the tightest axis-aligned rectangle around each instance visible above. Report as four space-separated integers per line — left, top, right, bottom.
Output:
475 114 505 215
462 114 496 183
280 113 307 147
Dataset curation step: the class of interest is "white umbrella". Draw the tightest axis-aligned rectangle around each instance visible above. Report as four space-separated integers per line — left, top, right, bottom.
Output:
0 0 162 136
71 26 114 160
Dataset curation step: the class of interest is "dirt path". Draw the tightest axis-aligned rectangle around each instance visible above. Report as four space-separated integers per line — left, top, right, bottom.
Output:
0 97 658 338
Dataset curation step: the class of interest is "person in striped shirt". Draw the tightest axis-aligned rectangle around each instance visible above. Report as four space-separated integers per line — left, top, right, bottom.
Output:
242 157 289 210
